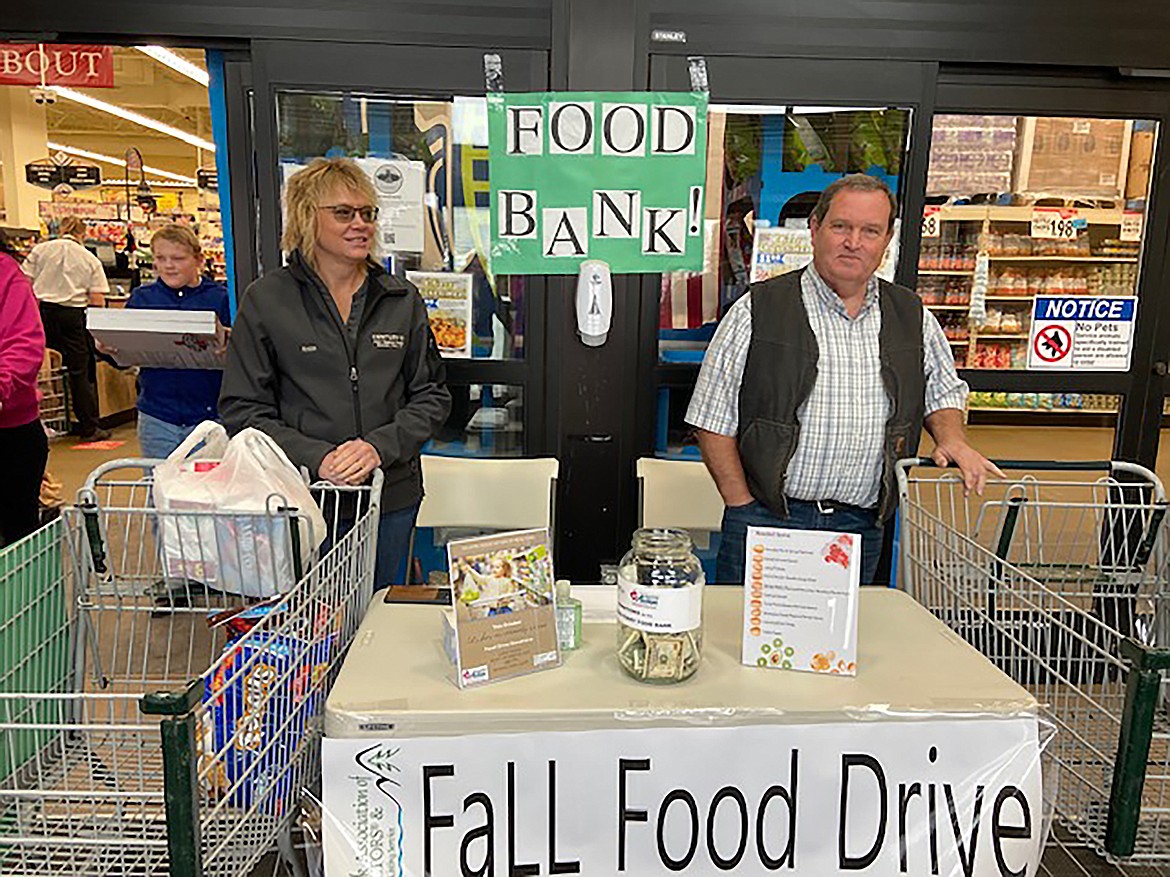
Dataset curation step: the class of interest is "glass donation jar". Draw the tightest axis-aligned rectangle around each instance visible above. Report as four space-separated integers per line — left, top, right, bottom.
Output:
616 528 705 683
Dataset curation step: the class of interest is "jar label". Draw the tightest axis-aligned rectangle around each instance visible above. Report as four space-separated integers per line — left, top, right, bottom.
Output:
616 573 703 633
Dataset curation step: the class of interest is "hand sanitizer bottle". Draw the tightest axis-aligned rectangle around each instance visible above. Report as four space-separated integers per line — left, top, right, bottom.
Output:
555 579 582 651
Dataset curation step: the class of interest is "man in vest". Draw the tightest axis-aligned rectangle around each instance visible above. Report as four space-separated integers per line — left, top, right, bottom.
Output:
686 174 1000 585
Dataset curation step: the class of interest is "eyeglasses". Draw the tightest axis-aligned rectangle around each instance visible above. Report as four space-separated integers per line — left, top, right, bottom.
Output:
318 204 379 224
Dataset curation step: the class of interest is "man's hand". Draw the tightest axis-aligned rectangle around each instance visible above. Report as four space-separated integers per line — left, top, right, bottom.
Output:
320 439 381 486
694 429 755 507
215 327 232 356
931 440 1004 496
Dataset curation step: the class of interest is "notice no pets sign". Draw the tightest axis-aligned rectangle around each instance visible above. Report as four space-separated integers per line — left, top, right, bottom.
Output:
1026 296 1137 371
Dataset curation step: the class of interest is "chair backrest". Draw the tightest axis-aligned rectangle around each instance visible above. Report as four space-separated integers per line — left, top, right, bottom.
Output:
40 349 62 379
418 456 559 530
636 457 724 531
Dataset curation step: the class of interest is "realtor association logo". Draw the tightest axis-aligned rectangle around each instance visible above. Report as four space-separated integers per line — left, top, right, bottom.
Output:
461 665 489 684
353 744 405 877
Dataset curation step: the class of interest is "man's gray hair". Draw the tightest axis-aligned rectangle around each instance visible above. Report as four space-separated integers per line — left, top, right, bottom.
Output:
811 174 898 231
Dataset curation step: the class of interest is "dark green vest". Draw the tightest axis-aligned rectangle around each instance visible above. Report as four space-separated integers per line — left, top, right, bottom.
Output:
736 268 925 522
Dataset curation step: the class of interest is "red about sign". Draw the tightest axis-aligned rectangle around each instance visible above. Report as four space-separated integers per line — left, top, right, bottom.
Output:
0 44 114 88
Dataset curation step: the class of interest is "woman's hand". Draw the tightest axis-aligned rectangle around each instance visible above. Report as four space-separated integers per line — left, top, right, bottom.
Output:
320 439 381 485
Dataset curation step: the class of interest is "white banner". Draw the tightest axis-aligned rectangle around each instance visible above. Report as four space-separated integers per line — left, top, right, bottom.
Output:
323 717 1043 877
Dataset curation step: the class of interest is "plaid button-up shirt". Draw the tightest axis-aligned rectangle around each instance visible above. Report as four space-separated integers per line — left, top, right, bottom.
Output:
685 266 968 509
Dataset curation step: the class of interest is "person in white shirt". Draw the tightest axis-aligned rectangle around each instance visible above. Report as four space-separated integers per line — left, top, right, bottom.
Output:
23 216 111 440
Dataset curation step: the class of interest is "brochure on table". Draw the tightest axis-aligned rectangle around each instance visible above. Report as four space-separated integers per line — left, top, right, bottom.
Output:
742 525 860 675
448 528 560 688
87 308 227 369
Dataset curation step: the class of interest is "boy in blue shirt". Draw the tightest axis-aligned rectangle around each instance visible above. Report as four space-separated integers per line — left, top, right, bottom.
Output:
126 224 231 458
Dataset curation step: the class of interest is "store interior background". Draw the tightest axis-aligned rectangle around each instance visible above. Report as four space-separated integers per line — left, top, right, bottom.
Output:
8 1 1170 589
0 46 219 278
0 44 220 505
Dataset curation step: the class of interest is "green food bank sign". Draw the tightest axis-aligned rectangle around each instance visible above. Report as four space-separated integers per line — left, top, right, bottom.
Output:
488 91 709 274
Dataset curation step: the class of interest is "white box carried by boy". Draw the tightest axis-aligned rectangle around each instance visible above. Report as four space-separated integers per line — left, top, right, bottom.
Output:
87 307 227 369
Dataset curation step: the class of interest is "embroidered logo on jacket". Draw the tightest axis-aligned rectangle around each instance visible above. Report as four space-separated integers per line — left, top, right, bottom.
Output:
300 344 318 353
372 333 405 349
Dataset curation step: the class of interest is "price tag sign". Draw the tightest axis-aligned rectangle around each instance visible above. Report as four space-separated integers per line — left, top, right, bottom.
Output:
1121 211 1144 243
922 206 941 238
1031 208 1079 240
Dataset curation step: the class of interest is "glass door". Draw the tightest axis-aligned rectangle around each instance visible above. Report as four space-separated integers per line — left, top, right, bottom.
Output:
644 54 936 460
925 71 1170 466
250 41 550 459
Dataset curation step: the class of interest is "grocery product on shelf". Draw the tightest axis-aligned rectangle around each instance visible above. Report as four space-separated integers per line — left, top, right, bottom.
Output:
926 114 1017 196
967 391 1119 414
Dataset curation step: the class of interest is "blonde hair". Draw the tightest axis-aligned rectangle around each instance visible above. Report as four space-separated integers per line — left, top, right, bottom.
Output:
281 158 379 266
151 223 202 257
59 216 86 238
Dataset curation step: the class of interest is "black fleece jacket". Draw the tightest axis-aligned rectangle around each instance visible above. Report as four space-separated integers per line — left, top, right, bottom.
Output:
219 251 451 511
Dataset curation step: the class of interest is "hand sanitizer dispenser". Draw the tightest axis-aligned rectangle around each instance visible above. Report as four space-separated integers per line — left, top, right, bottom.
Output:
576 260 613 347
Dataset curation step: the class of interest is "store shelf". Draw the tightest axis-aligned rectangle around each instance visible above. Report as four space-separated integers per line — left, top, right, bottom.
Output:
984 295 1034 301
988 256 1138 263
973 334 1030 340
932 204 1136 226
946 339 970 345
925 304 971 310
969 406 1118 415
918 269 974 275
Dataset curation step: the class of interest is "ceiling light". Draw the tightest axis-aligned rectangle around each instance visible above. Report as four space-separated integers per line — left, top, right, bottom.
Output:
48 86 215 152
47 141 197 185
135 46 210 87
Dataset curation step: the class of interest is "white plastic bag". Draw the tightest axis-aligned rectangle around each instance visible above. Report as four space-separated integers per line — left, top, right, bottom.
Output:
153 422 327 597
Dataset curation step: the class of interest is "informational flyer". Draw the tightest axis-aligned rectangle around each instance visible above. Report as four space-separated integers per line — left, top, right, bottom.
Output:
749 227 813 283
447 528 560 688
1026 296 1137 371
355 157 426 254
406 270 474 358
742 526 860 676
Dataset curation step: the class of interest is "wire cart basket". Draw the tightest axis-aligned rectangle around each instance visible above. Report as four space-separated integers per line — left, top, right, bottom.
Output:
37 350 69 440
896 458 1170 872
0 459 382 876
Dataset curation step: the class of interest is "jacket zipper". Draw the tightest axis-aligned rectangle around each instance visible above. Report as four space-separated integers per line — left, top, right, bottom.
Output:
308 268 365 437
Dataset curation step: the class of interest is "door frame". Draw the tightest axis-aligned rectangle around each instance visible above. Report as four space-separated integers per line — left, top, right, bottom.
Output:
247 39 554 454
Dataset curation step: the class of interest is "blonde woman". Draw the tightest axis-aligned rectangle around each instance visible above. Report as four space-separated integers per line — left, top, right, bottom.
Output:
220 158 451 588
121 224 230 458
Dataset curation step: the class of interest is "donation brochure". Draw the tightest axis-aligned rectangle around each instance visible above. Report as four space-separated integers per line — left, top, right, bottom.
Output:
742 525 860 676
86 308 226 369
447 528 560 688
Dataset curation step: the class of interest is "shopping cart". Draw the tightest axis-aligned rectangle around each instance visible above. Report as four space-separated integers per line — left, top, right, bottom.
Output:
896 458 1170 872
0 459 382 877
37 350 70 439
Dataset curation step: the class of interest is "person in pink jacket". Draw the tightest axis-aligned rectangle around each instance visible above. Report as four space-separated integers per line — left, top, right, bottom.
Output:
0 231 48 545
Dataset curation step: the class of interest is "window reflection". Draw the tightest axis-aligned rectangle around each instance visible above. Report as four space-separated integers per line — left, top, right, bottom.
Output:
275 91 524 361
